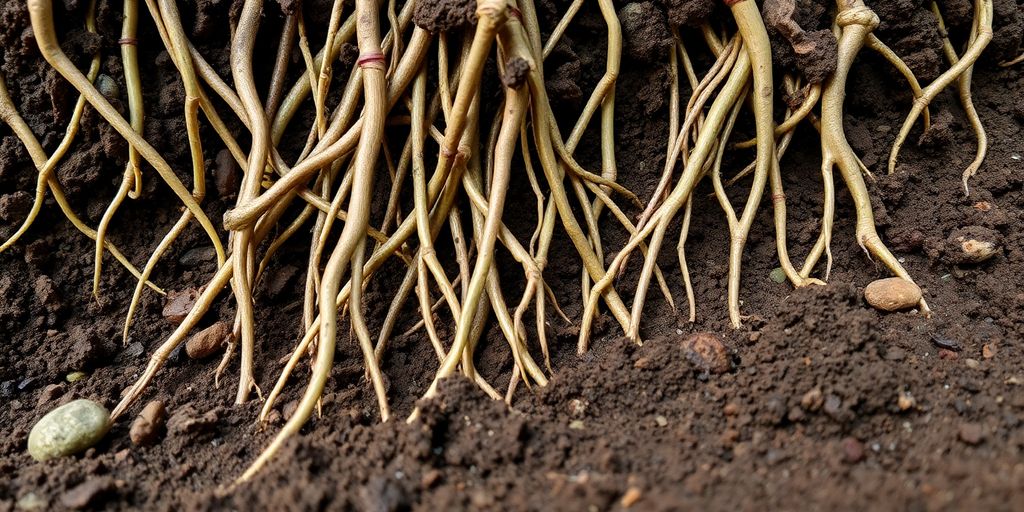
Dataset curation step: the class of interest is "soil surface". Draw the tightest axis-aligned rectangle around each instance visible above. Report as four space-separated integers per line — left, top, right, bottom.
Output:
2 0 1024 510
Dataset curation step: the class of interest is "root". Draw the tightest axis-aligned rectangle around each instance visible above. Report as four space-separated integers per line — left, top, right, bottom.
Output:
888 0 992 177
931 0 989 195
10 0 993 487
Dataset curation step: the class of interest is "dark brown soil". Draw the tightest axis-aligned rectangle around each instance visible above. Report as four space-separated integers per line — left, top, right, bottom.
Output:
2 0 1024 510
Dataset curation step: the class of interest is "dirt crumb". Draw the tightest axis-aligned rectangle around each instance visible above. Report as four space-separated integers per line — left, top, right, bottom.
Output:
659 0 715 27
619 2 674 64
502 57 530 88
413 0 477 32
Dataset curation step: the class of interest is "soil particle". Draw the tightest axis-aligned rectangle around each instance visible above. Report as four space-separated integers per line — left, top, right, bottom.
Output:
841 437 866 463
60 477 116 510
897 391 916 411
412 0 477 33
162 288 201 324
620 486 643 508
982 343 997 359
167 406 220 437
36 383 66 406
918 109 957 148
989 0 1024 63
214 149 239 200
866 0 945 81
63 326 111 373
659 0 715 27
501 57 530 89
32 275 63 319
185 322 232 359
179 246 218 268
165 405 222 454
129 400 167 447
680 332 732 374
938 0 973 30
763 0 837 83
0 191 31 222
958 422 985 445
931 334 963 352
264 264 299 299
543 40 584 106
942 226 1003 264
619 2 673 64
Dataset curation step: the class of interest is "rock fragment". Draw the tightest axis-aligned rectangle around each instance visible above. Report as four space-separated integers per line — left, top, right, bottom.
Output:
130 400 167 446
28 399 110 461
162 288 200 324
864 278 922 311
185 322 232 359
680 332 731 374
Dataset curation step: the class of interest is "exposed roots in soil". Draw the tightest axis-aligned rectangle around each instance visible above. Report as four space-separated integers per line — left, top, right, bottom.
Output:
0 0 995 485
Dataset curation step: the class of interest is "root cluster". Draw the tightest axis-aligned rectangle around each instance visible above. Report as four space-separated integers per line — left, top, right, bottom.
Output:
0 0 996 483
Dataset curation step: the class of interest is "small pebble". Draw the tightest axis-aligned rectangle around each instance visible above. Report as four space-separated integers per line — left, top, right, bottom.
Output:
568 399 587 417
569 420 585 430
37 384 66 406
841 437 865 463
720 429 740 447
965 358 980 370
982 343 997 359
123 342 145 359
931 335 963 352
421 469 442 488
178 247 216 268
16 492 46 510
769 267 787 284
28 399 111 461
942 227 1001 264
162 288 200 324
620 487 643 508
18 377 37 390
282 400 299 421
130 400 167 446
680 332 731 374
957 238 999 263
864 278 922 312
95 74 119 100
186 322 232 359
60 477 115 509
897 391 916 411
800 388 824 412
114 448 131 464
214 149 239 199
958 423 984 445
65 372 87 383
655 415 668 427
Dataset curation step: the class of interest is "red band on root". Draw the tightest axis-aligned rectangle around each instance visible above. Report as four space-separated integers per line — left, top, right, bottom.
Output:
722 0 744 6
118 37 138 46
357 52 386 69
771 193 786 203
508 7 522 20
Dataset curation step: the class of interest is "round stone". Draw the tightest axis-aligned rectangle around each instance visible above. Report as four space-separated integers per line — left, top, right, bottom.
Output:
863 278 922 312
28 399 110 461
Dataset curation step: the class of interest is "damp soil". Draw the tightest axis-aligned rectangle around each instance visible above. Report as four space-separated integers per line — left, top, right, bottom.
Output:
2 0 1024 510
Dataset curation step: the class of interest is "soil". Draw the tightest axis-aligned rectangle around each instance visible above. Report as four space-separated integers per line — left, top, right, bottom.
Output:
2 0 1024 510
